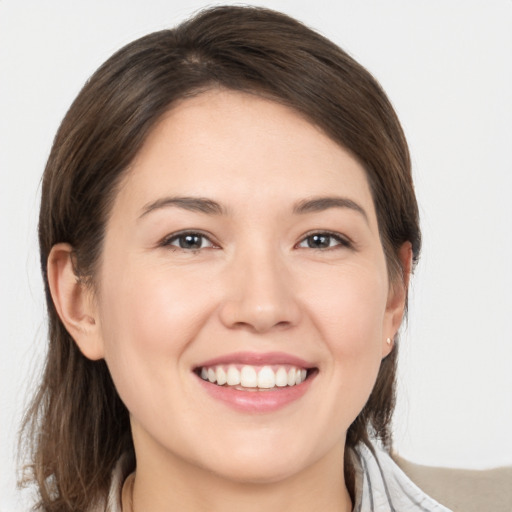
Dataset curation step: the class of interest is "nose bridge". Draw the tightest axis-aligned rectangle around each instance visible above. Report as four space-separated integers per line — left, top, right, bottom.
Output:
219 240 300 332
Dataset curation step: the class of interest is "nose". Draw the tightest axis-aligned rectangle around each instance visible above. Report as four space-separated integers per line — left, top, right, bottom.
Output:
218 247 301 333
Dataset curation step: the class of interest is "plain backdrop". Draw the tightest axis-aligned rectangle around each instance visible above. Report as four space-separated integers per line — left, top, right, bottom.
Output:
1 0 511 509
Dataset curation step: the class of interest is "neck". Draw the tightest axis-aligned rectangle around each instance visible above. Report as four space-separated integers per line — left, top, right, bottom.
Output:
129 440 352 512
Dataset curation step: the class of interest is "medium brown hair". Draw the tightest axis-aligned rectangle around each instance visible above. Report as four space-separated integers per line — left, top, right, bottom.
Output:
21 5 421 510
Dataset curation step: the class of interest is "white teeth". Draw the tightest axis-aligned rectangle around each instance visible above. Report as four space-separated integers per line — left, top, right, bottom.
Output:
216 366 227 386
287 368 296 386
199 364 309 389
257 366 275 389
240 366 258 387
226 366 241 386
275 367 288 387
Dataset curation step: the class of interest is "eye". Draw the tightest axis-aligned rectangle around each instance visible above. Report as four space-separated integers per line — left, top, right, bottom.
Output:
297 232 351 250
163 231 216 251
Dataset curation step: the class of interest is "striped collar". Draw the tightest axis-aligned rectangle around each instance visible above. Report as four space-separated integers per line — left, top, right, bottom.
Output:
350 442 452 512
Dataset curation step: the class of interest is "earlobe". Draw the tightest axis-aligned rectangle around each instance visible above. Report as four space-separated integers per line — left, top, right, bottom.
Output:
381 337 394 358
47 243 105 360
382 241 413 358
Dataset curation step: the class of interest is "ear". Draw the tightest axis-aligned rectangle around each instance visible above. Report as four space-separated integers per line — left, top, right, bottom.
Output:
47 243 105 360
382 242 413 358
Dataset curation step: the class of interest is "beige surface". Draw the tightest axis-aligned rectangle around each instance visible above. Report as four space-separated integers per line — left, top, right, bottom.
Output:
394 456 512 512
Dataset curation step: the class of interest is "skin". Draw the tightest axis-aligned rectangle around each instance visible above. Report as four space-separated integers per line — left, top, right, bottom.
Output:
48 90 410 512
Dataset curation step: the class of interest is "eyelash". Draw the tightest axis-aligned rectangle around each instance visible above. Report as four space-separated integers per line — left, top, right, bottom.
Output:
161 230 352 253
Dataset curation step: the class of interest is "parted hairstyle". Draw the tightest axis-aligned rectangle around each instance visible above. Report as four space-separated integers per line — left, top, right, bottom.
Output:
21 5 421 511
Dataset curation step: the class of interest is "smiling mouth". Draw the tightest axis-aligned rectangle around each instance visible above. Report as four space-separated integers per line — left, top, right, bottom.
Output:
195 364 317 391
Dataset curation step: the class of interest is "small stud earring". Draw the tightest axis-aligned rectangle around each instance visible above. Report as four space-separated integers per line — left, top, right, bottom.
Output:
386 337 392 346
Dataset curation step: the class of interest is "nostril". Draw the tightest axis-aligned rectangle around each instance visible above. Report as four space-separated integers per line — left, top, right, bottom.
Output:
275 320 292 328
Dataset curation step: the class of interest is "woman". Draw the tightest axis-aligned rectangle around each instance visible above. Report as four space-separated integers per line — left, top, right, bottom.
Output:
21 5 451 511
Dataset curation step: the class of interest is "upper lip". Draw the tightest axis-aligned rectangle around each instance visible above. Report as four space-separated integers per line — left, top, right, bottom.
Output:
195 351 315 369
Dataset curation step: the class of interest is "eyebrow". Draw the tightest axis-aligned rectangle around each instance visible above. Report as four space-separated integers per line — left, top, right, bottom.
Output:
139 196 227 218
139 194 368 222
293 196 369 223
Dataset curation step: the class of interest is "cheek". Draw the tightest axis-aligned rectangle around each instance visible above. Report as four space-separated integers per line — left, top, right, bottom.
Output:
304 267 388 411
306 265 388 349
95 260 213 408
99 259 211 350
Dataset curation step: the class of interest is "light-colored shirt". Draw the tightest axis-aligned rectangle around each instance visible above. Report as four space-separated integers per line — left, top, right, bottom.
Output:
351 442 452 511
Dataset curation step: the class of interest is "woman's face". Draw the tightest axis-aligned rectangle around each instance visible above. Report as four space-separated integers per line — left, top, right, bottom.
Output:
91 90 405 483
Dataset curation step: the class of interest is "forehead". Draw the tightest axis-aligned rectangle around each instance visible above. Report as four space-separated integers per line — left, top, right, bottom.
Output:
115 90 377 223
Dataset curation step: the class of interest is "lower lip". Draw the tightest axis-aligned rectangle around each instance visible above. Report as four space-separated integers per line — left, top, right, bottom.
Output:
196 373 316 413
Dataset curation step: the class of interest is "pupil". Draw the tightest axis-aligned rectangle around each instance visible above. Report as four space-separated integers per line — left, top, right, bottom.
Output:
309 234 329 248
180 234 201 249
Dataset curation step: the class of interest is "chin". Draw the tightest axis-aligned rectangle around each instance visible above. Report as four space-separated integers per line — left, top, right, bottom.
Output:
187 432 324 485
203 455 308 485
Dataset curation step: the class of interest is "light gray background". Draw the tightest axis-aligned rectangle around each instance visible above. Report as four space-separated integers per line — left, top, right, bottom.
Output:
1 1 511 509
